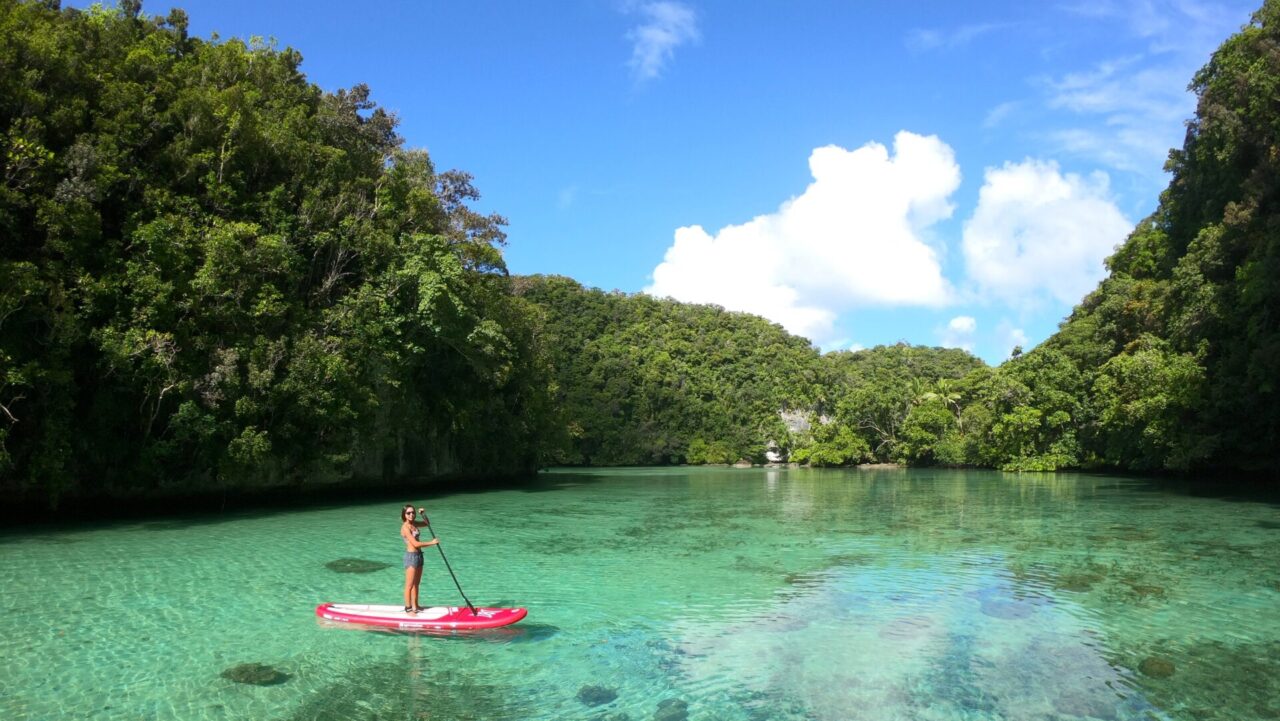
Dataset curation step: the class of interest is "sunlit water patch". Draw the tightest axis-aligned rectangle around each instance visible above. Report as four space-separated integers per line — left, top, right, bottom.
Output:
672 556 1160 721
1 468 1278 720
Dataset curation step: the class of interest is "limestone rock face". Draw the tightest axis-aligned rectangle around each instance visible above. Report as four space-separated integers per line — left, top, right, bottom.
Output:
779 410 810 434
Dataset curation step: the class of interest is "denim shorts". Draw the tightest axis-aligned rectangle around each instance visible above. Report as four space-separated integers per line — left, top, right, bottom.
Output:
404 551 423 569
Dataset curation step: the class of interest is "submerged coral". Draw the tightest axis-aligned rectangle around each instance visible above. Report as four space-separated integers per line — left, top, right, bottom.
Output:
324 558 391 574
1138 656 1176 678
220 662 290 686
1054 570 1104 592
284 661 522 720
578 685 619 707
1130 640 1280 721
654 698 689 721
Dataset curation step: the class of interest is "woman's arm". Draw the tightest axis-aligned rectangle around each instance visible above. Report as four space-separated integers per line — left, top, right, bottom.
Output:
403 520 438 549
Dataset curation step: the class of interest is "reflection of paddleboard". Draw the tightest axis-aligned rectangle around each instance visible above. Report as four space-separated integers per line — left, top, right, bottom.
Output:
315 603 527 630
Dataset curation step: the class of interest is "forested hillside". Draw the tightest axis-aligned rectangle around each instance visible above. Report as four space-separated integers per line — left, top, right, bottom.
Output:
0 0 556 505
514 275 825 465
3 0 1279 511
517 275 986 468
696 1 1280 475
972 2 1280 473
521 0 1280 477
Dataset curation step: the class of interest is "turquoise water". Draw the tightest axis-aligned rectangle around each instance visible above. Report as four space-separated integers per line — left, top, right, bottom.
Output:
2 467 1279 720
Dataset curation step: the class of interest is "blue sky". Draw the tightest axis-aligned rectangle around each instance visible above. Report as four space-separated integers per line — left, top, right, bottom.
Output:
91 0 1257 363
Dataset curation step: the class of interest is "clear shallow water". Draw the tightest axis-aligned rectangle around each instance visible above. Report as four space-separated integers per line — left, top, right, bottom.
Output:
2 468 1279 721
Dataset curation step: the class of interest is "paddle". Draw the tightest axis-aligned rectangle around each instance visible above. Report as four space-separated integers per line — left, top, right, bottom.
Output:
418 508 478 615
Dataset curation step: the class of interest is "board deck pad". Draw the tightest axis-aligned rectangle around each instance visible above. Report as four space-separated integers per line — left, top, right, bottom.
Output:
316 603 527 630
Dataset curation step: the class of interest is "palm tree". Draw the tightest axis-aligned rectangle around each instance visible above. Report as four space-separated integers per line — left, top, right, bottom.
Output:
922 378 964 431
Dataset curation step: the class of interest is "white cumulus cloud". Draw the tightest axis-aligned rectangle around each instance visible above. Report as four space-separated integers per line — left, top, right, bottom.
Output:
625 1 699 81
940 315 977 351
962 159 1132 306
646 131 960 341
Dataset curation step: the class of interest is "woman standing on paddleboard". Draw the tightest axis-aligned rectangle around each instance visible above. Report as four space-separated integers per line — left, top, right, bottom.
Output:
401 504 438 614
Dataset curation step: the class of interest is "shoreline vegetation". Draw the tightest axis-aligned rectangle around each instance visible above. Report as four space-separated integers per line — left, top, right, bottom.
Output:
3 0 1280 517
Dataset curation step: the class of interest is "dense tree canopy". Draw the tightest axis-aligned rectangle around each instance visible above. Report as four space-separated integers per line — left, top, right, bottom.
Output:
519 0 1280 475
0 0 554 505
517 275 988 468
514 275 827 465
4 0 1279 510
978 0 1280 473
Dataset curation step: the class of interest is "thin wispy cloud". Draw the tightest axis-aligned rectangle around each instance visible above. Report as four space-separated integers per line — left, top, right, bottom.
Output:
1041 55 1194 171
1057 0 1122 17
984 101 1020 129
1059 0 1212 46
905 22 1007 52
1041 0 1251 175
624 1 699 81
557 185 578 210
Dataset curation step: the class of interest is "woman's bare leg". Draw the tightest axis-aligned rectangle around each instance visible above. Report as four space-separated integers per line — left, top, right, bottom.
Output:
410 565 423 610
404 566 415 611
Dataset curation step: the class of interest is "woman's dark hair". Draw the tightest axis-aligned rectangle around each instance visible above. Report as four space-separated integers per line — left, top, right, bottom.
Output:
401 504 415 519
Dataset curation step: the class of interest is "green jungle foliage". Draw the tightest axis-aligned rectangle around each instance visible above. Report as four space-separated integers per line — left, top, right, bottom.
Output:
993 0 1280 473
516 275 986 467
0 0 556 503
3 0 1279 506
514 275 826 465
519 0 1280 475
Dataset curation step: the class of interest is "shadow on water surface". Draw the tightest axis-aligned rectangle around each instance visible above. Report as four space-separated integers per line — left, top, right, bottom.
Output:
0 470 615 538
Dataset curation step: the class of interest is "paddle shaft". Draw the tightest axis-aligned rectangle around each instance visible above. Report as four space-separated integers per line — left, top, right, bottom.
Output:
423 518 477 615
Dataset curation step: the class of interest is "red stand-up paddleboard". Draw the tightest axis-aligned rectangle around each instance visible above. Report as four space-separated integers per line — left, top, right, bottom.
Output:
316 603 527 631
